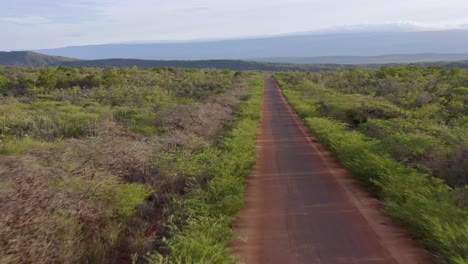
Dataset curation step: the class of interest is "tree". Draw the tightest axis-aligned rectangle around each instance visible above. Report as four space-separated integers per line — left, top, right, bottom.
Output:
102 67 123 87
0 75 8 94
36 68 57 91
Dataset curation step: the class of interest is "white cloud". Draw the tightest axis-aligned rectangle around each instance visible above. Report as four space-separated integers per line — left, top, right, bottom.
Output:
0 16 50 25
396 21 468 31
305 22 468 35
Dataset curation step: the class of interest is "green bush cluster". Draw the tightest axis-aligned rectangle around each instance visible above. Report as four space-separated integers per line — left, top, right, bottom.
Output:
51 178 152 262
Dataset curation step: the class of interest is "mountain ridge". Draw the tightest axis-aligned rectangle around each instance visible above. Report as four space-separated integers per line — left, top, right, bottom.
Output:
255 53 468 64
36 30 468 60
0 51 77 67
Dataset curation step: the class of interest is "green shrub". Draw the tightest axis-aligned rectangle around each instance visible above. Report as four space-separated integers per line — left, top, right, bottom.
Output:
0 75 8 93
0 137 55 155
113 106 158 135
0 100 32 137
381 133 436 161
146 217 234 264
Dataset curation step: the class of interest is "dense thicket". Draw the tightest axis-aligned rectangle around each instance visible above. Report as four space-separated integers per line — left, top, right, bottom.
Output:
275 67 467 263
0 66 263 263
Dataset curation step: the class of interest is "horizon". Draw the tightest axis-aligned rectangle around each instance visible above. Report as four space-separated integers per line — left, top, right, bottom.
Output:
2 0 468 50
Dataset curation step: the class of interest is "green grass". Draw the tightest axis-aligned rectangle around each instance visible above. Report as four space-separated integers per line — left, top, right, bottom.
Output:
0 137 55 155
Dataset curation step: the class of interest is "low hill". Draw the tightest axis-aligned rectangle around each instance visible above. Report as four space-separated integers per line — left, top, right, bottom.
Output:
0 51 77 67
59 58 348 72
2 51 468 72
422 60 468 68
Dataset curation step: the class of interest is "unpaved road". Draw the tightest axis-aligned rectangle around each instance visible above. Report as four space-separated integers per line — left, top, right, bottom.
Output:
233 78 432 264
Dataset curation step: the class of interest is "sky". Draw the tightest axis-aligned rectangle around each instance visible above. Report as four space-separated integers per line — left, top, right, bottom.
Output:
1 0 468 50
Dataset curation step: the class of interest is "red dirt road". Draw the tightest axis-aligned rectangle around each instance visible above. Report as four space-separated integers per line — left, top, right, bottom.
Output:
233 78 432 264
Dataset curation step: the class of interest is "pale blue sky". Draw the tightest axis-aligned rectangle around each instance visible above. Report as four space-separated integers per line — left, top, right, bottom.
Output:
1 0 468 50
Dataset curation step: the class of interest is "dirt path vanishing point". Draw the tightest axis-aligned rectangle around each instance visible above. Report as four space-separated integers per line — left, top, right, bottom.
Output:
232 78 433 264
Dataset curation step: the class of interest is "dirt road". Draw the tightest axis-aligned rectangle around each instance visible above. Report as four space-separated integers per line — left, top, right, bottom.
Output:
233 78 432 264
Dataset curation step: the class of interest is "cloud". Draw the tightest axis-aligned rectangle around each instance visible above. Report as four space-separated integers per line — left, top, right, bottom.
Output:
0 16 50 25
2 0 468 50
173 7 210 13
389 21 468 31
56 0 113 13
305 22 468 35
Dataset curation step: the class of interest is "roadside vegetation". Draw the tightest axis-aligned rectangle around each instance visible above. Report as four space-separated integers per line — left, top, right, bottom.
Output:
146 74 263 263
0 66 263 263
274 66 467 264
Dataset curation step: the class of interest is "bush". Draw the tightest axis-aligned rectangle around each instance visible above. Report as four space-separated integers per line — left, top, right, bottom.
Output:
0 137 54 155
0 156 151 264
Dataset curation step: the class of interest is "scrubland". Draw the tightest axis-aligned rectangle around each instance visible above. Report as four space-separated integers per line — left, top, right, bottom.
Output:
0 66 263 263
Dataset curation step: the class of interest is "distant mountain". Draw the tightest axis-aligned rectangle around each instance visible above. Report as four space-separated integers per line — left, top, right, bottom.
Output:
0 51 348 71
0 51 77 67
2 51 468 72
255 53 468 65
422 60 468 69
37 30 468 60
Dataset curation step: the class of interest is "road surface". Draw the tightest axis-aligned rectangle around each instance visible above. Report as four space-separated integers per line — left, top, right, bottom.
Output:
233 78 432 264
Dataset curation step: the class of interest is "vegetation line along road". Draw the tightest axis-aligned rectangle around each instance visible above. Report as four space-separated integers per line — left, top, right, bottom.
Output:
146 73 264 263
274 68 468 264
